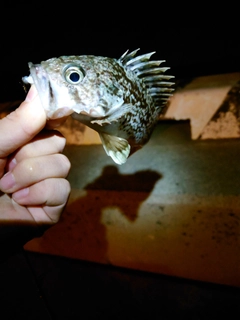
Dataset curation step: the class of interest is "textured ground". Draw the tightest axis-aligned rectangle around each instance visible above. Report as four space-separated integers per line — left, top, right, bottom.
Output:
1 120 240 319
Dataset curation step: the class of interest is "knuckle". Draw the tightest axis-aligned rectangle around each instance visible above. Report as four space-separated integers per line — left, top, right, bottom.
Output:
50 130 66 152
56 134 67 152
61 179 71 201
65 179 71 194
58 154 71 175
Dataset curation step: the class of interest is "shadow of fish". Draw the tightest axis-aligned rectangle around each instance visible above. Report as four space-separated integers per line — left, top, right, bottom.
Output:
23 49 174 164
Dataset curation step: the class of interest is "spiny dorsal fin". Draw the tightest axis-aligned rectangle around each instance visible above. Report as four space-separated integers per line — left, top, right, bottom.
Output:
99 133 130 165
118 48 175 107
119 48 140 64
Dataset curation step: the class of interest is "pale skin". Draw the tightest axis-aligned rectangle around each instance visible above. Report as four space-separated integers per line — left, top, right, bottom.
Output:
0 85 71 227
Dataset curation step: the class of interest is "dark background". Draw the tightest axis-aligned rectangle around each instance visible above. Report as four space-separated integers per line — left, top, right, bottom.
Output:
0 5 240 102
1 7 240 318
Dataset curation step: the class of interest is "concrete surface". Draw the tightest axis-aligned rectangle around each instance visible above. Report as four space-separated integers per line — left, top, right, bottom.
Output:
24 120 240 287
165 73 240 139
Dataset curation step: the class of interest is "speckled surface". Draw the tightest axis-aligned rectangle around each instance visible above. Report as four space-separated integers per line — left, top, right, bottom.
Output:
25 121 240 287
165 73 240 139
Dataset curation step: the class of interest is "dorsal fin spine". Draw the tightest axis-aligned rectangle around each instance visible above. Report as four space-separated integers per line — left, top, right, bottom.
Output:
118 48 175 107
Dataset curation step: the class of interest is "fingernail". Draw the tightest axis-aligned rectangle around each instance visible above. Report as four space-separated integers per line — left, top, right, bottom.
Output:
25 85 38 102
8 158 17 171
0 171 15 190
13 187 29 200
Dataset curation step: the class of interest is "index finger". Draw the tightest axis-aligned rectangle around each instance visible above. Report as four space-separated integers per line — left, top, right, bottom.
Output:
0 86 46 158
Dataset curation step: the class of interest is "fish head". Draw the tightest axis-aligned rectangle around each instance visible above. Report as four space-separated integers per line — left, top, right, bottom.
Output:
23 55 125 119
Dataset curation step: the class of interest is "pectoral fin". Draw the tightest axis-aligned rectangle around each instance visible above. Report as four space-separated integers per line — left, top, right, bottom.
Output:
91 103 133 126
99 133 130 165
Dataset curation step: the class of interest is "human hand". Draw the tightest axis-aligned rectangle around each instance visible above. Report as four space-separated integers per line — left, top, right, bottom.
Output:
0 86 71 227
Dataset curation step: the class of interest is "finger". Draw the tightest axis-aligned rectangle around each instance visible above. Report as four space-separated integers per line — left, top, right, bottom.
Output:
12 130 66 164
12 178 71 208
27 202 68 224
13 179 71 224
0 154 71 193
0 85 46 158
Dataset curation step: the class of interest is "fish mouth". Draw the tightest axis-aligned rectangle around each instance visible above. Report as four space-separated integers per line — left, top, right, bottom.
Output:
27 62 51 111
24 63 73 119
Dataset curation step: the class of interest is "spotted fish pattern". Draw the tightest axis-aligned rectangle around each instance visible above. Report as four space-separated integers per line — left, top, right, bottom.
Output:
23 49 174 164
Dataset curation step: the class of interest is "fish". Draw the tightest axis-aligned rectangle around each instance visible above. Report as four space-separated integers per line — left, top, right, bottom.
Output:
22 49 174 165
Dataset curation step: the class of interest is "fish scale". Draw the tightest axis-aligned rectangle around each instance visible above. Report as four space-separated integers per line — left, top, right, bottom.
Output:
22 49 174 165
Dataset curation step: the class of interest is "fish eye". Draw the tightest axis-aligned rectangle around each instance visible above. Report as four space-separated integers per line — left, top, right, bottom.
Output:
63 64 85 84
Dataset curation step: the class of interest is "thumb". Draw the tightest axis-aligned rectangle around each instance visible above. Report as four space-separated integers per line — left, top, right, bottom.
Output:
0 85 46 158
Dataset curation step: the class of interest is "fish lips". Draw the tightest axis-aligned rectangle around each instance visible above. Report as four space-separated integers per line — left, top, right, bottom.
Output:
28 63 51 109
23 63 74 119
